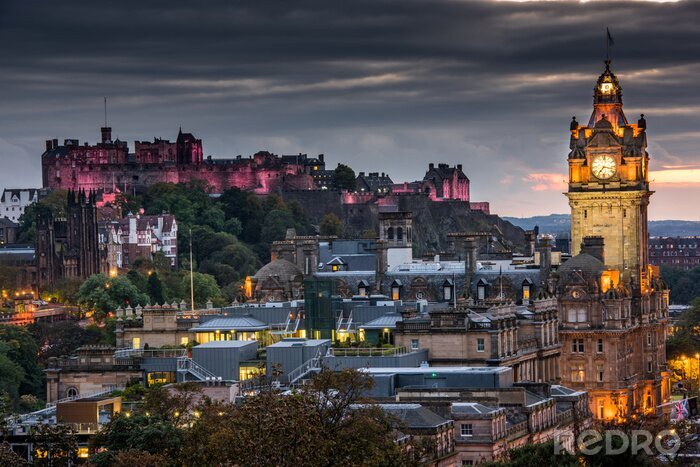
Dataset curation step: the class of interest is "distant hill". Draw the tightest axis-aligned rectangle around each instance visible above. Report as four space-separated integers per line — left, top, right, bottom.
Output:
504 214 700 238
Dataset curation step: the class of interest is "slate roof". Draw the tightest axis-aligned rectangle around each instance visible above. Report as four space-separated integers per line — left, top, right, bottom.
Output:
359 312 403 330
193 316 268 332
451 402 501 415
375 404 452 429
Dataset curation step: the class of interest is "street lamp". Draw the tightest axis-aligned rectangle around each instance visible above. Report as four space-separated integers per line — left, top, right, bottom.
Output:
695 353 700 394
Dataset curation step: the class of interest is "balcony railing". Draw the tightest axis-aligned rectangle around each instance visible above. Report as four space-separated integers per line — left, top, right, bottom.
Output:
328 346 409 358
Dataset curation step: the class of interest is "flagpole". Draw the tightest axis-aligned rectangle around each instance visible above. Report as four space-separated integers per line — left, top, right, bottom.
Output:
189 228 194 312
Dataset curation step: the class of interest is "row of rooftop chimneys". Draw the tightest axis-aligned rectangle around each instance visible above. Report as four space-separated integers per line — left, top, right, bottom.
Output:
45 127 116 152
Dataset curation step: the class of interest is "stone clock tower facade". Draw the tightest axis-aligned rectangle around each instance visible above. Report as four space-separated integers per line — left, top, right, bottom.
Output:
567 60 650 289
558 60 670 421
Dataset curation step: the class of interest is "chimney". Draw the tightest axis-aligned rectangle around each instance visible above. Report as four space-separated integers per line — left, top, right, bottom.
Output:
45 140 53 151
463 237 478 295
537 236 553 279
101 127 112 144
375 240 388 294
52 139 59 148
429 163 434 170
457 164 463 171
319 154 325 163
581 236 605 264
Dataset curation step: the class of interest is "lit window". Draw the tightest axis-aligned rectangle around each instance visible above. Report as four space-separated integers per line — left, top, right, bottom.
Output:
132 337 141 349
571 363 585 382
180 337 189 346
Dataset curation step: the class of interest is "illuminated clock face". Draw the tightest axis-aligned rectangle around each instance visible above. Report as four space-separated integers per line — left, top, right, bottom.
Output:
591 155 616 180
600 82 614 94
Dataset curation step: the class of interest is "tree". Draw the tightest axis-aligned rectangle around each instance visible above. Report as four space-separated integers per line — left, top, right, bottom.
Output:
182 272 222 307
0 348 24 404
319 213 343 237
0 325 41 399
261 209 296 245
77 274 149 319
223 217 243 237
0 442 28 466
147 272 165 305
89 370 416 467
333 163 356 191
30 424 78 467
17 190 68 244
482 441 578 467
29 320 104 364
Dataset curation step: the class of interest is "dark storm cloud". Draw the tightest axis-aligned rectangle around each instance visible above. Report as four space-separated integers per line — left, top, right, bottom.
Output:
1 0 699 217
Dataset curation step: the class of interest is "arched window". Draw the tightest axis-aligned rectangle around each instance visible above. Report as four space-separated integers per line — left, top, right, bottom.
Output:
387 227 394 240
66 387 79 398
397 227 403 241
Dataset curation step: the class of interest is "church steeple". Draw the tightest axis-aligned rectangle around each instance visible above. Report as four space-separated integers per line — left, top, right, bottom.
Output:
588 60 627 128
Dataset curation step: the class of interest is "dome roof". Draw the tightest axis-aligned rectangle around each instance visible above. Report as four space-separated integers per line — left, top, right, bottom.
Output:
557 253 605 285
594 115 613 129
253 258 303 281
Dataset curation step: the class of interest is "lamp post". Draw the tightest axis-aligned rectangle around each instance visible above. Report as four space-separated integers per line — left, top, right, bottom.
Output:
682 355 689 391
696 353 700 394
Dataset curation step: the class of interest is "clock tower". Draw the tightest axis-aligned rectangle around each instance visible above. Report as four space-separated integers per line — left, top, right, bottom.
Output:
566 60 651 291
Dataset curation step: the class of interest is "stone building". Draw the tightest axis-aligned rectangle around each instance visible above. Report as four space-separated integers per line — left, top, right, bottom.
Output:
118 212 178 268
395 299 561 384
36 190 102 292
0 188 40 222
649 236 700 270
45 346 142 403
557 60 670 420
41 128 317 194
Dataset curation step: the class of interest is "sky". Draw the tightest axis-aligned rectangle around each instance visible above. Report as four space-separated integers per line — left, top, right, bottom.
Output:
1 0 699 220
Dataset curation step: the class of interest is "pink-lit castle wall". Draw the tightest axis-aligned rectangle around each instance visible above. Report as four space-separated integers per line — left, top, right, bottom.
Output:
41 127 316 194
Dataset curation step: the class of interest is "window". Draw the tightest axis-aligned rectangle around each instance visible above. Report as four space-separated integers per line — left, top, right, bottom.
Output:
567 308 588 323
387 227 394 240
443 284 452 301
460 423 473 437
597 365 604 382
180 337 189 346
392 286 400 300
647 356 653 373
66 387 79 398
477 284 485 300
132 337 141 349
397 227 403 241
571 339 584 353
477 338 485 352
522 286 530 300
411 339 419 351
598 399 605 419
571 363 585 382
462 461 474 466
646 332 652 346
597 339 603 353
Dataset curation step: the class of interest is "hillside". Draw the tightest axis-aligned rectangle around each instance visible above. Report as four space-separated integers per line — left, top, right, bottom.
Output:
505 214 700 238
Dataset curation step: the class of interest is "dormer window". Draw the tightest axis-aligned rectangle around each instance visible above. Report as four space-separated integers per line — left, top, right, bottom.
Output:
443 279 454 302
357 280 369 297
391 279 402 300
